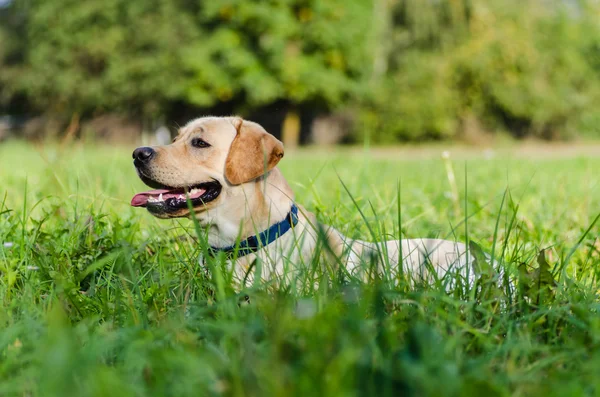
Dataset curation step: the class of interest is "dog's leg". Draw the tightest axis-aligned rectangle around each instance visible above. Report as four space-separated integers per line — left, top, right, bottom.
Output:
334 233 474 286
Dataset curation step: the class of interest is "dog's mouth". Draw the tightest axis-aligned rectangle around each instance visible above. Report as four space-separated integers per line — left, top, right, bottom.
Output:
130 181 222 213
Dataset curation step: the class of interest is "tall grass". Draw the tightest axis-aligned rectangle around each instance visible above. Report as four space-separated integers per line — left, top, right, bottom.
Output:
1 142 600 396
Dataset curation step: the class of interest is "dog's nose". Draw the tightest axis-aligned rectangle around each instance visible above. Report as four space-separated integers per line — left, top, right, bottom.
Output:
132 147 155 163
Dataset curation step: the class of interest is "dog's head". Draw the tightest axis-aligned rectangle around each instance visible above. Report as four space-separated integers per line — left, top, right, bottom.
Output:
130 117 284 219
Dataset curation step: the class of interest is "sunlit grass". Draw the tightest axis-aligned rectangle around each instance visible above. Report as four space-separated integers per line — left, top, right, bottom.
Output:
0 141 600 396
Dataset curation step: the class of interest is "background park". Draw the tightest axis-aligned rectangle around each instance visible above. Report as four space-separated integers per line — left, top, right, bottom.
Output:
2 1 600 396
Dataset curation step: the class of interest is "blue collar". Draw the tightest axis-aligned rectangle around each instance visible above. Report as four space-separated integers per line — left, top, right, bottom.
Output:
207 204 299 259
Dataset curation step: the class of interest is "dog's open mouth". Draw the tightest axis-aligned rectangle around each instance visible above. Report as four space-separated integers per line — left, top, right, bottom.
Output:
130 181 222 213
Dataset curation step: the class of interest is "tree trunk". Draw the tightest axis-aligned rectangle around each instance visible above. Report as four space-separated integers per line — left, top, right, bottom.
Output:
281 108 300 149
370 0 391 85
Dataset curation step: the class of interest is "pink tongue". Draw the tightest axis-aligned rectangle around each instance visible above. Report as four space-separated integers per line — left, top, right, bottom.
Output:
131 189 171 207
130 188 206 207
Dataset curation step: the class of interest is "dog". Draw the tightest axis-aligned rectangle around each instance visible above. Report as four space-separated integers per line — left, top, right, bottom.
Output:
131 116 472 287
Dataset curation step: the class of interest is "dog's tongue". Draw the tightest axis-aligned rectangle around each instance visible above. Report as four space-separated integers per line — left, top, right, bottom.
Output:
130 188 207 207
131 189 171 207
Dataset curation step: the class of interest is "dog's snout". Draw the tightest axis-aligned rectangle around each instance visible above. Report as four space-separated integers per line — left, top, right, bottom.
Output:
133 147 155 164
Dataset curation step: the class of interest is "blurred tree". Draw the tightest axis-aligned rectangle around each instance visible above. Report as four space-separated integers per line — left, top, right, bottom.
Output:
0 0 29 111
450 1 600 139
183 0 372 146
356 0 600 142
356 0 472 142
7 0 199 122
2 0 600 143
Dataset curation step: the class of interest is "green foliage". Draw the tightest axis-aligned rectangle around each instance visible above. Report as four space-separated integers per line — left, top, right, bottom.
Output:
358 52 459 142
2 0 600 141
450 1 600 139
0 0 371 120
356 0 600 141
517 250 557 308
185 0 371 109
0 1 28 106
2 143 600 395
8 0 199 117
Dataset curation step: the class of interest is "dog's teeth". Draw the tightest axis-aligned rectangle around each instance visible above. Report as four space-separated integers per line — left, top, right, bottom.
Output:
178 195 185 200
190 188 198 194
158 193 163 201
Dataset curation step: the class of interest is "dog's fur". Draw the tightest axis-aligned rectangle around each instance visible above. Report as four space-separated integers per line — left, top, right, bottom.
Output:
132 116 471 286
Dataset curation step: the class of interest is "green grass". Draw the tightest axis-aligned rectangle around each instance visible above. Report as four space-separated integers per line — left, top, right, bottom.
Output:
1 141 600 396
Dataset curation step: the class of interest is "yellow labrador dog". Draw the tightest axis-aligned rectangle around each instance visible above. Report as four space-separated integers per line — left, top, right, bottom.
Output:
131 116 471 287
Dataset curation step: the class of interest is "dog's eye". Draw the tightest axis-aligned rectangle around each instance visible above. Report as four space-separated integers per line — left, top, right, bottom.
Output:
191 137 210 148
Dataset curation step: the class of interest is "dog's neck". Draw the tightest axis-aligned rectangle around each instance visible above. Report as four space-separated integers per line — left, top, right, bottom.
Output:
203 168 295 248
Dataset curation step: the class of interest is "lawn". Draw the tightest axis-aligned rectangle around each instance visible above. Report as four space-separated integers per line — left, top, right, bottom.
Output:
1 141 599 396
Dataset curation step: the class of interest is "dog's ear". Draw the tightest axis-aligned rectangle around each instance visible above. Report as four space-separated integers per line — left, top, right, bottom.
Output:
225 118 284 185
